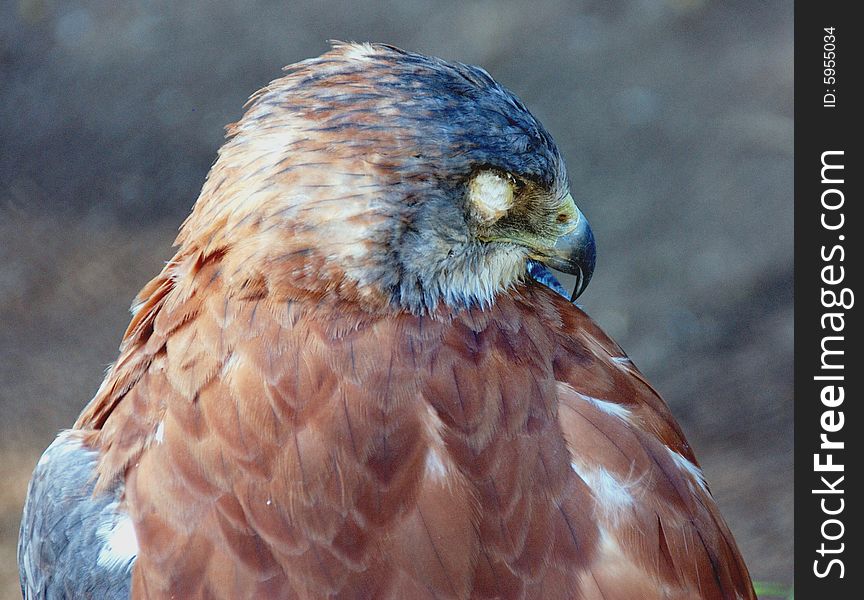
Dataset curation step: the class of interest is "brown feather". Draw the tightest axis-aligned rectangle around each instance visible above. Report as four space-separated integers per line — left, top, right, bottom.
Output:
75 256 754 598
69 42 754 599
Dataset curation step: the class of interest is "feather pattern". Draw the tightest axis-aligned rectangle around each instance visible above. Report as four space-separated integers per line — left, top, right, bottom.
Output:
68 255 753 598
21 42 754 599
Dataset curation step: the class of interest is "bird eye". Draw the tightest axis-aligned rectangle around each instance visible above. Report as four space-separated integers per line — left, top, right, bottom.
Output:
468 170 515 223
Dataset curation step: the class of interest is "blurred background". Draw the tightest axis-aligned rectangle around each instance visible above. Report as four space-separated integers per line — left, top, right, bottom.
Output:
0 0 792 596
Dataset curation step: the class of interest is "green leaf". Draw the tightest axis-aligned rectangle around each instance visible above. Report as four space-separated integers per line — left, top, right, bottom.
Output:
752 581 794 599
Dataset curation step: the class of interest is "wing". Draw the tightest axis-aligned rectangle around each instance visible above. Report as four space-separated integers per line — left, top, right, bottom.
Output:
18 431 134 599
545 285 756 599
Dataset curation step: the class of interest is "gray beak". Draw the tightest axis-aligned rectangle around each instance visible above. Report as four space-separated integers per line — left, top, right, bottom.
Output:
541 206 596 301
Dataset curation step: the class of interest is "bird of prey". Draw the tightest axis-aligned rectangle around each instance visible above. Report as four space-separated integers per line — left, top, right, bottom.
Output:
19 43 755 599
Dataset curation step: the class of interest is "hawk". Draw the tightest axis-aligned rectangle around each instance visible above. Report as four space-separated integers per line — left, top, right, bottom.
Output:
19 43 755 599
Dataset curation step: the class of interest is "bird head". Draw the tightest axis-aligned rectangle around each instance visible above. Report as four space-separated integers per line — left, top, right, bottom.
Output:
177 42 595 313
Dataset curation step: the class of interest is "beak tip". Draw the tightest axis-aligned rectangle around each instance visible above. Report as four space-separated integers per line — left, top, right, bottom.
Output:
547 208 596 301
572 224 596 301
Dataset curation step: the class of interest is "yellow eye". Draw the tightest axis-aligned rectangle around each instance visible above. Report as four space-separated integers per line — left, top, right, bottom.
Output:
467 171 515 223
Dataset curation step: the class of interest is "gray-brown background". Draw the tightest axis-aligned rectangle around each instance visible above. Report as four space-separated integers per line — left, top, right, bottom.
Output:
1 0 792 596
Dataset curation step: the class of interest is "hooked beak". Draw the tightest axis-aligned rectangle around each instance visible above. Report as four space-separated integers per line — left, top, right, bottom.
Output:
538 198 596 301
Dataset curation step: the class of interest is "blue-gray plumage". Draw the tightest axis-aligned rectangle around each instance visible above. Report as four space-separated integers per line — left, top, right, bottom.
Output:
526 261 570 299
292 45 565 188
18 432 133 600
